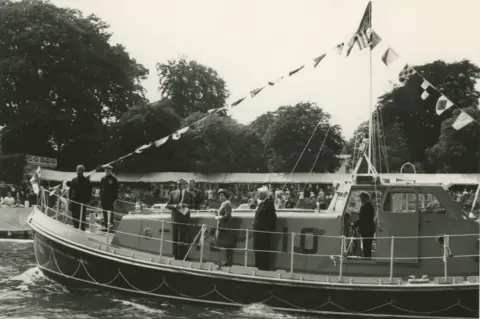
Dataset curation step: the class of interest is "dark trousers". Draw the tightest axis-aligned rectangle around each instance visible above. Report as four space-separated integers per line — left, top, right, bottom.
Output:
253 230 273 270
102 201 114 226
361 230 374 259
71 202 87 231
172 214 190 260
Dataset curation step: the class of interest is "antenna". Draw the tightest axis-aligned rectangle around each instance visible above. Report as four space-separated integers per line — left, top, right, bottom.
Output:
367 1 374 174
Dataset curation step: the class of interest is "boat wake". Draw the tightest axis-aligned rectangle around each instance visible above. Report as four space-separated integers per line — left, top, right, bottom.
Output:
111 299 166 316
2 266 68 294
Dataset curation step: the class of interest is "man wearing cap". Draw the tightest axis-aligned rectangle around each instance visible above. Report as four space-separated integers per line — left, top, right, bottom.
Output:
167 179 195 260
68 165 92 231
253 186 277 270
100 165 119 230
354 192 376 259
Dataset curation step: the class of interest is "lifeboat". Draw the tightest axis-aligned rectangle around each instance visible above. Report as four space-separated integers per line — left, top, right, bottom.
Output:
27 173 480 319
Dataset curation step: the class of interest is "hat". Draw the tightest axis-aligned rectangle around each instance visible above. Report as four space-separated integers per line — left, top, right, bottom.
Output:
217 188 230 199
177 179 187 184
104 165 113 170
359 191 371 199
257 186 269 195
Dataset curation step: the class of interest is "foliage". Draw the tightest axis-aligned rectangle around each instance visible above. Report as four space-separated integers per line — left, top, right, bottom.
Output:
0 0 148 169
0 154 27 185
376 60 480 172
426 107 480 173
103 99 182 173
262 102 345 173
248 112 277 141
157 57 229 118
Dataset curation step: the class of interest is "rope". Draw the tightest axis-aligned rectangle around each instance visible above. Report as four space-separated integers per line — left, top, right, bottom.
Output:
36 243 477 317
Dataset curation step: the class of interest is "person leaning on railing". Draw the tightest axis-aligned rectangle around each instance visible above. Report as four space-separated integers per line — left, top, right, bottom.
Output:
67 165 92 231
212 189 235 267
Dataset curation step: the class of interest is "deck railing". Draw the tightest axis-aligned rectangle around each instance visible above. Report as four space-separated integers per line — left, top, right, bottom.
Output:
36 188 480 282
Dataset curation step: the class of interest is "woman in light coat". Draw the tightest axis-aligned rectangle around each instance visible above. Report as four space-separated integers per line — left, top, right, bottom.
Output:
213 189 236 267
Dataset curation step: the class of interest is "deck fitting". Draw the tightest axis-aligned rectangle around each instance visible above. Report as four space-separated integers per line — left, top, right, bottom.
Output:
326 276 330 283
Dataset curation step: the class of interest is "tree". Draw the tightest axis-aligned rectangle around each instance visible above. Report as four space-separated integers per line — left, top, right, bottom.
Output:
0 0 148 169
263 102 345 173
248 112 277 140
426 107 480 173
157 57 229 118
102 99 182 173
171 112 267 173
376 60 480 172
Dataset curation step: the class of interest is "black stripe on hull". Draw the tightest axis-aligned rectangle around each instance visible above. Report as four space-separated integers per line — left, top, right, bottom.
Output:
32 231 479 319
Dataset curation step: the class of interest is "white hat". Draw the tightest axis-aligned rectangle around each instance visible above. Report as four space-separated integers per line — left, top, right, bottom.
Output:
257 186 269 194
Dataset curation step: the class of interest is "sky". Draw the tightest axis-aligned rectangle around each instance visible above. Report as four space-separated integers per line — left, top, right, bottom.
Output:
49 0 480 139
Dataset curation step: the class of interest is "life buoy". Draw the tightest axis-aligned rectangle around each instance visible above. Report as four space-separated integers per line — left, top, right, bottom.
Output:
143 227 153 238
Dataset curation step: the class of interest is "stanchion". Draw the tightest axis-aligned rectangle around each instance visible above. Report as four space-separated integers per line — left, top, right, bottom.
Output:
290 232 295 274
389 236 395 281
443 234 450 280
199 224 206 264
106 210 111 248
339 236 345 280
244 228 249 267
159 220 165 258
80 204 84 230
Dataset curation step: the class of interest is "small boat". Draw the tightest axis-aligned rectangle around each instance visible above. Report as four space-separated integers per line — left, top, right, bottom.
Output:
28 172 480 318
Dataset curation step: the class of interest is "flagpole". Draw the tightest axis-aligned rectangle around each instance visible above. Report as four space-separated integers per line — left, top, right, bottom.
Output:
367 1 374 174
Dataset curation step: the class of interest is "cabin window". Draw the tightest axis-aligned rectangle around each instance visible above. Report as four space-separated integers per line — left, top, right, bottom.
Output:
345 190 383 214
383 193 417 213
418 193 446 214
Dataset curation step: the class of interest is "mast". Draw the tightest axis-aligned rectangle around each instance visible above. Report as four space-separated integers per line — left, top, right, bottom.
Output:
367 1 374 174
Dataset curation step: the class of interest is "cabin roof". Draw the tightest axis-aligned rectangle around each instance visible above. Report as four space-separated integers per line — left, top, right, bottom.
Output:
35 169 480 185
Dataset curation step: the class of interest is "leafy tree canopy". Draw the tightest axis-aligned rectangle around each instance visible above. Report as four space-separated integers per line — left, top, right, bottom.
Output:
261 102 345 173
157 57 229 118
0 0 148 169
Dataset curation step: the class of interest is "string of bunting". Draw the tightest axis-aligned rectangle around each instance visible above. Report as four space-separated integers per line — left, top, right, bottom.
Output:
90 1 477 178
90 31 372 177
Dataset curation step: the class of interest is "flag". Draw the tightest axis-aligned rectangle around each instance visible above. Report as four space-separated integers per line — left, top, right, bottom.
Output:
250 87 265 98
334 43 344 55
420 80 433 100
381 47 399 66
313 53 326 68
398 64 416 84
289 65 304 76
154 136 169 147
345 1 371 56
452 111 474 130
400 72 441 106
172 126 189 140
231 97 246 106
134 143 152 154
355 28 381 50
268 76 284 86
436 95 454 115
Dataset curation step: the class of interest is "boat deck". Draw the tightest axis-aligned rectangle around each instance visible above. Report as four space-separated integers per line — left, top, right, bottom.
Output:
84 230 479 287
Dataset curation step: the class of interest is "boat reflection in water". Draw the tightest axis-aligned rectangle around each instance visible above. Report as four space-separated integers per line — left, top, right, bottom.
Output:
28 173 479 319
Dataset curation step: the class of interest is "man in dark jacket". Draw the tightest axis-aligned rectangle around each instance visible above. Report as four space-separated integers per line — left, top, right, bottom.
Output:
68 165 92 231
167 179 195 260
100 165 119 230
188 179 204 210
354 192 376 259
253 186 277 270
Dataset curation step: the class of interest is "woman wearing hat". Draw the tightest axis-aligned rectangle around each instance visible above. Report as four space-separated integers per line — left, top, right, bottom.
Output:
212 189 235 267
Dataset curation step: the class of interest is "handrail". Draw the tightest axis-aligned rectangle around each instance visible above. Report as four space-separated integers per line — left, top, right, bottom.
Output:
43 188 480 240
37 188 480 281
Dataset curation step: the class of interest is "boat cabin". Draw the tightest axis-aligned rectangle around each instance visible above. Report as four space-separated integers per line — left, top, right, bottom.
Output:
111 174 479 279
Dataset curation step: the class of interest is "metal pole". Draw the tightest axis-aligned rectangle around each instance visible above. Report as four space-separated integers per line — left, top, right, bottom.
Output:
290 232 295 274
339 236 345 280
105 210 110 248
244 228 249 267
389 236 395 281
79 204 83 231
199 224 206 264
443 234 449 280
159 220 165 259
55 191 60 220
